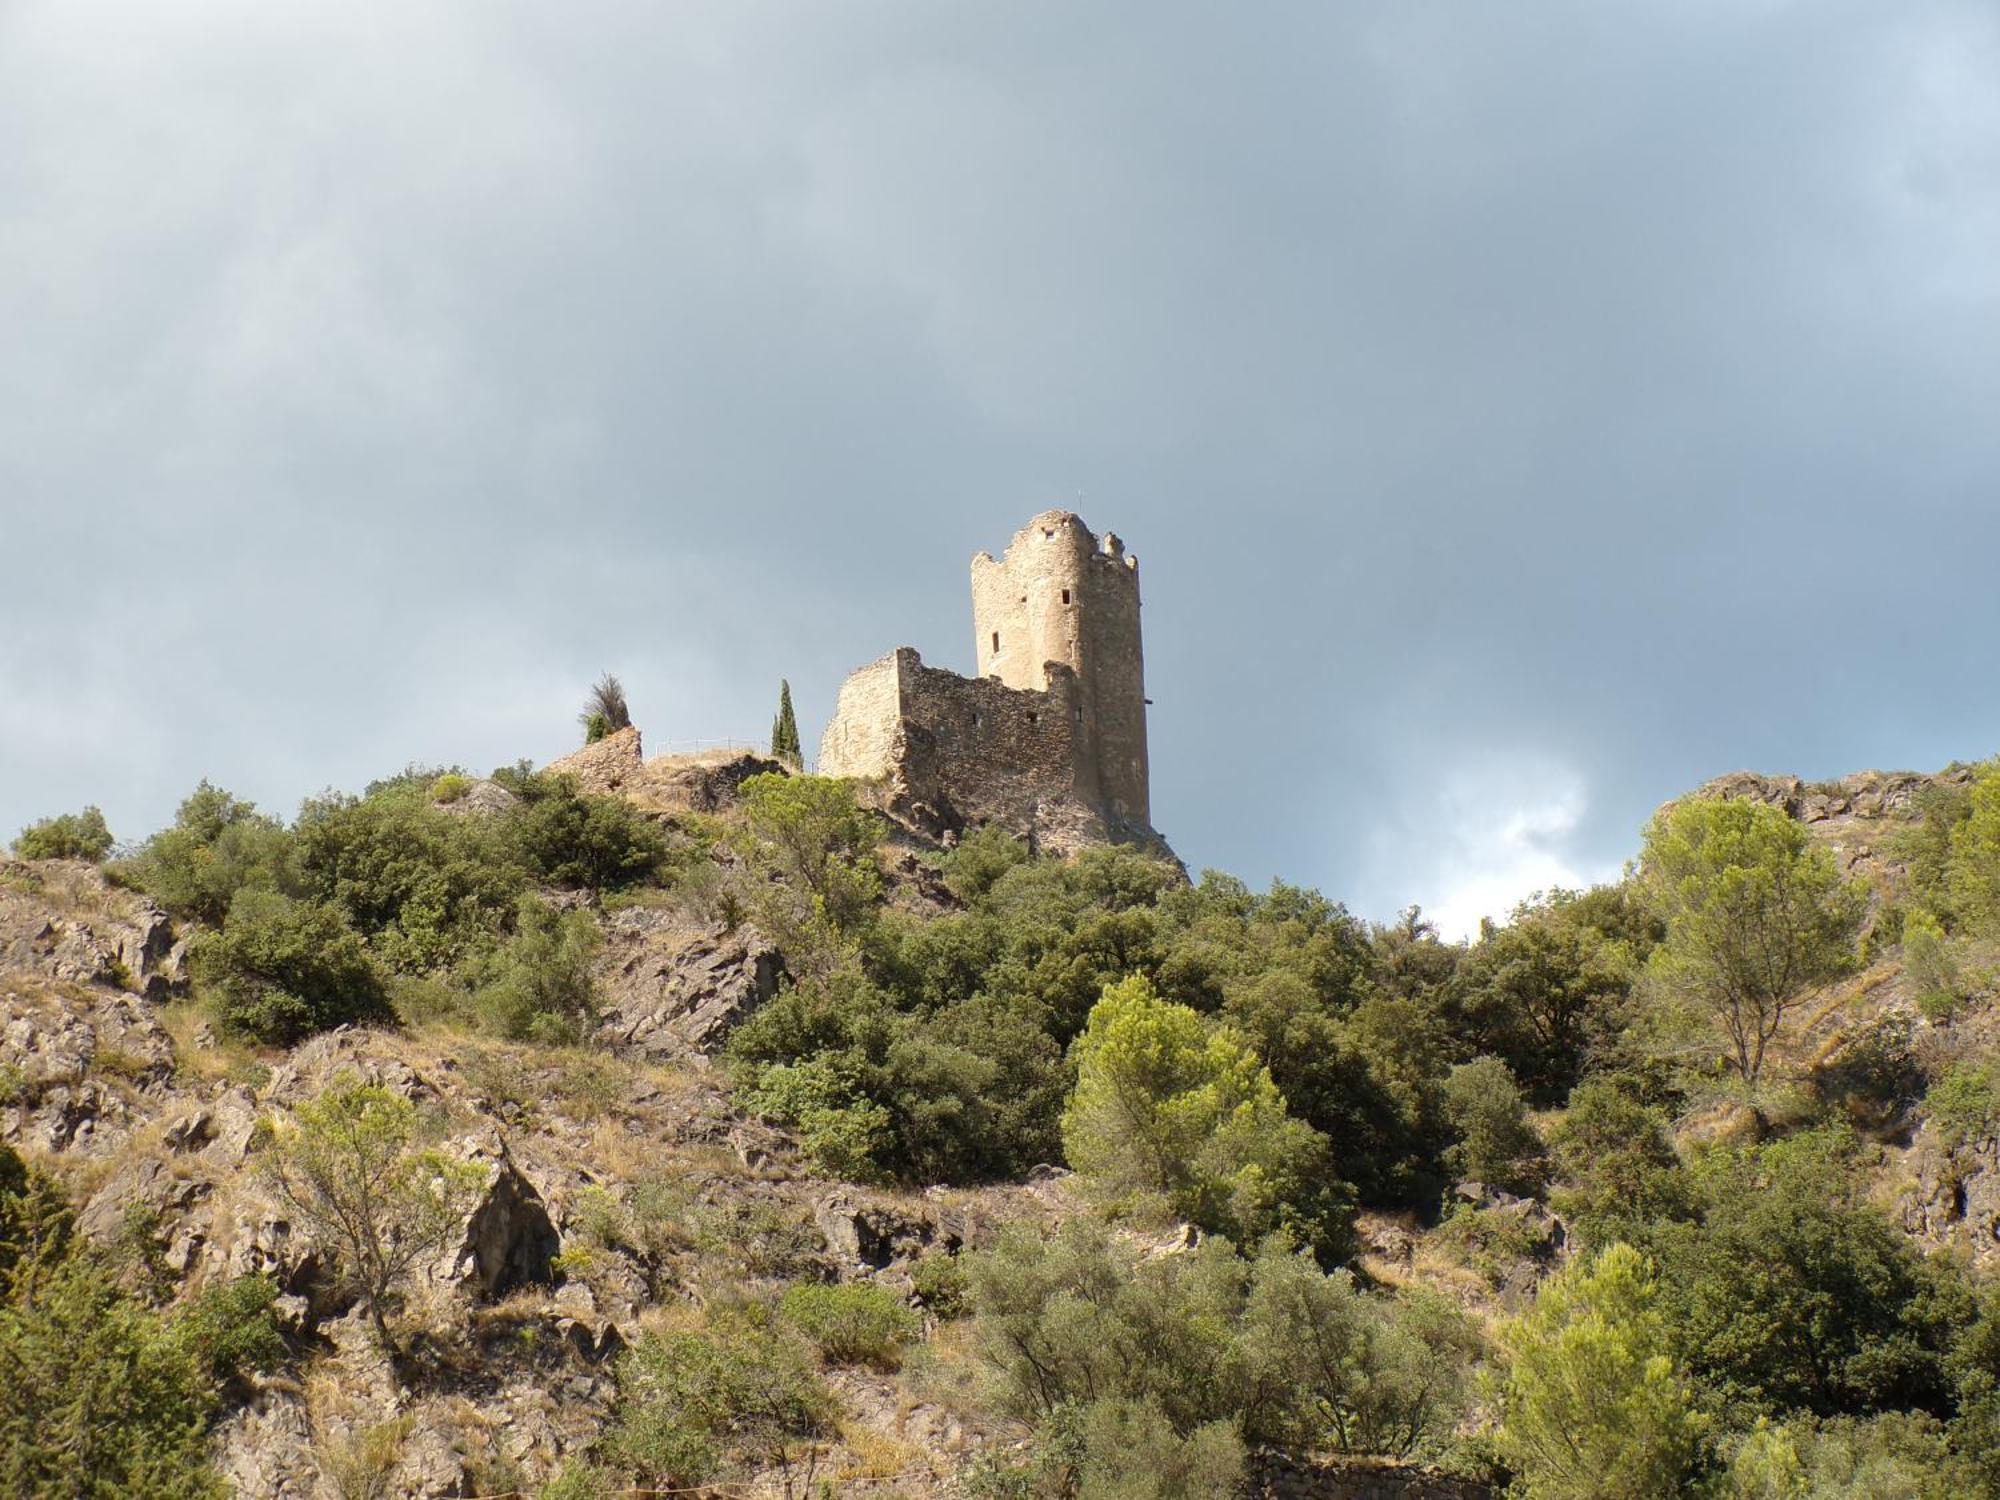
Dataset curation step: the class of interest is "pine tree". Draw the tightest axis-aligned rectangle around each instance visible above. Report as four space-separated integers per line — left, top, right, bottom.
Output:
771 679 802 765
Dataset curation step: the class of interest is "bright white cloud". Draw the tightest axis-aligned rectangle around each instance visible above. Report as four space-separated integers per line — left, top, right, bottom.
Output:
1360 754 1624 941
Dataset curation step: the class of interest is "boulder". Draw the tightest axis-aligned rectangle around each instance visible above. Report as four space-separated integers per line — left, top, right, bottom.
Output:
436 778 521 818
634 749 787 813
814 1193 936 1270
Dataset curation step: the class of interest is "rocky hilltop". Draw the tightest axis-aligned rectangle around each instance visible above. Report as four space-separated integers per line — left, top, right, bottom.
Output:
3 747 1998 1497
0 848 1061 1496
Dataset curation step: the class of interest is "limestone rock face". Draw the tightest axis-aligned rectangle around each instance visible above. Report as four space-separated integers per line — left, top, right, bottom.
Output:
637 750 785 813
436 777 521 818
1681 765 1977 881
548 729 785 817
0 860 184 998
595 906 782 1058
211 1388 319 1500
0 973 178 1156
1905 1118 2000 1268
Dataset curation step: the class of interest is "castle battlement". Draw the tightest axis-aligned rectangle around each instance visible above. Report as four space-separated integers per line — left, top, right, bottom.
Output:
819 513 1158 854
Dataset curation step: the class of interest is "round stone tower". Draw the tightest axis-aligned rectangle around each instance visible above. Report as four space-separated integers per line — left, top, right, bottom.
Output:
970 510 1150 828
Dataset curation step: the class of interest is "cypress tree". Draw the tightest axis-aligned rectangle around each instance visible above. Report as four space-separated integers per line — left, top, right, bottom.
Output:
771 680 802 764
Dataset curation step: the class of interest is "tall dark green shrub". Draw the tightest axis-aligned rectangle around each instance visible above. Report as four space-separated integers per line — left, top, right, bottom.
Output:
770 679 802 764
194 890 392 1044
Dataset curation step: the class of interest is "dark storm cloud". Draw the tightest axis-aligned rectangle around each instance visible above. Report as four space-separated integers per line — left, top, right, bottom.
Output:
3 1 1996 932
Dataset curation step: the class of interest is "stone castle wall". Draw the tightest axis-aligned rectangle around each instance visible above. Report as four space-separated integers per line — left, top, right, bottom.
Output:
820 511 1159 855
819 647 1110 851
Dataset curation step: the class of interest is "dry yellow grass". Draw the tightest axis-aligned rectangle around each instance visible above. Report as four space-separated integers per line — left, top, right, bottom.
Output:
834 1420 925 1480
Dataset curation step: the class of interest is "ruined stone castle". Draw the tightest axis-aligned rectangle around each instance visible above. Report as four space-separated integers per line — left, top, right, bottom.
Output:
819 511 1163 855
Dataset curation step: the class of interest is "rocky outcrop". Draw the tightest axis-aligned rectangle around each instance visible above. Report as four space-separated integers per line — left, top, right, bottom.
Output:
455 1142 561 1298
1686 765 1977 881
0 973 179 1155
546 724 645 796
1904 1117 2000 1267
636 749 786 813
0 860 185 998
548 729 786 818
595 906 782 1057
436 777 521 818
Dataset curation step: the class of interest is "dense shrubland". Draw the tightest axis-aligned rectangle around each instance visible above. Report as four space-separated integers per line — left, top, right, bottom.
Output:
10 754 2000 1496
99 767 672 1044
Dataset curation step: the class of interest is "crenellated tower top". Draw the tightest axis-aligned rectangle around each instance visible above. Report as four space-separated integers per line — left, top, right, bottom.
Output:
970 511 1149 827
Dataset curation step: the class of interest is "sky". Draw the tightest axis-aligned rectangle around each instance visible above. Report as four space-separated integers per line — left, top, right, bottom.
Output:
3 2 1997 938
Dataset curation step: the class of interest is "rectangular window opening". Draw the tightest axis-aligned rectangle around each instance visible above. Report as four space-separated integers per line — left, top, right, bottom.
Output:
1061 588 1071 605
991 631 1000 652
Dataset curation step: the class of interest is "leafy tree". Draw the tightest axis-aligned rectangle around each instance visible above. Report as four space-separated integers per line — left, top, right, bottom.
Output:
770 678 802 764
1947 763 2000 935
1441 1054 1548 1194
731 972 1065 1183
0 1144 72 1302
117 781 298 924
258 1075 485 1351
579 672 631 742
967 1223 1475 1478
195 889 393 1044
1240 1242 1481 1459
172 1273 287 1390
1545 1078 1691 1245
0 1146 229 1499
295 782 523 970
1925 1062 1999 1155
1900 908 1963 1016
738 774 883 971
603 1304 834 1494
0 1257 226 1499
1072 1398 1246 1500
1495 1242 1704 1500
1640 797 1865 1084
508 774 668 891
1947 1283 2000 1499
1369 905 1462 1005
12 805 113 862
1062 977 1350 1256
969 1222 1248 1437
1724 1411 1982 1500
1450 885 1657 1101
1650 1127 1963 1421
942 824 1032 903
